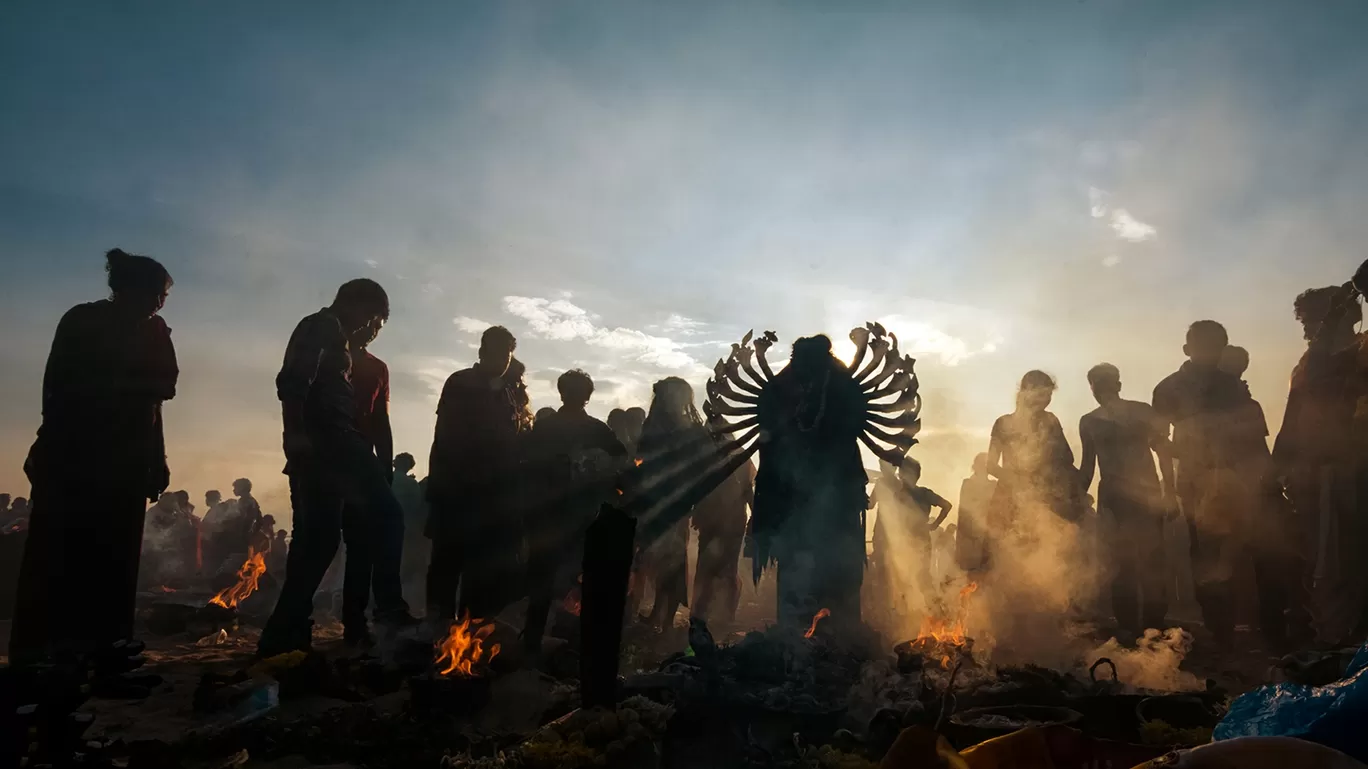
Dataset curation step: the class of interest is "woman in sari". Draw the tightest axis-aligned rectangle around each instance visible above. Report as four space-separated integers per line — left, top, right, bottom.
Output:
10 248 178 665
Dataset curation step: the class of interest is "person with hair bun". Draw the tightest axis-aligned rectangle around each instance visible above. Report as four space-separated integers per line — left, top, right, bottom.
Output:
10 248 178 667
986 370 1083 530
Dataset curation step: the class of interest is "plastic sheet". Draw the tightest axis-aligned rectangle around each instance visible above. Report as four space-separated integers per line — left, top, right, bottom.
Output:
1214 643 1368 763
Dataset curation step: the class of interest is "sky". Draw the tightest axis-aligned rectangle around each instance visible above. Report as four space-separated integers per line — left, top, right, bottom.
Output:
2 0 1366 521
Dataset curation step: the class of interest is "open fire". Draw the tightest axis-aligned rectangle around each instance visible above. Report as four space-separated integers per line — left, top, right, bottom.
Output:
208 548 266 609
804 608 831 639
911 582 978 668
435 613 502 677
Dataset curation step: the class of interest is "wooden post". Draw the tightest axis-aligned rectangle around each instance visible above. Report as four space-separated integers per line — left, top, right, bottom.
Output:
579 503 637 709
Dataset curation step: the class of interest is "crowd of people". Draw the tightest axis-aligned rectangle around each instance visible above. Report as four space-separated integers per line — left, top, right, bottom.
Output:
5 247 1368 673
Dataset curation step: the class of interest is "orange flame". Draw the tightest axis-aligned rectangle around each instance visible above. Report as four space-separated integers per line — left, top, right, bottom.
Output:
208 548 267 609
561 573 584 617
804 608 831 639
912 582 978 668
435 613 502 677
633 458 644 467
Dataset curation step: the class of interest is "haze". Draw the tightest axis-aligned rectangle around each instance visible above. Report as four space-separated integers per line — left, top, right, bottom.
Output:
2 1 1365 519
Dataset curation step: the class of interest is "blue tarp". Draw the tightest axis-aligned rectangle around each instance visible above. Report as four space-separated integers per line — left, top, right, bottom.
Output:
1215 644 1368 763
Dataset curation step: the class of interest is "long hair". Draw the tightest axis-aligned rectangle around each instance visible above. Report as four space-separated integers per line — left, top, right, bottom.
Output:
642 377 703 440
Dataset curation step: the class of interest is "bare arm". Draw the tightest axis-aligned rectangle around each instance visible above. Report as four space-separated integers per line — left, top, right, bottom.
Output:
1078 416 1097 493
986 434 1005 480
928 489 953 529
1147 407 1178 502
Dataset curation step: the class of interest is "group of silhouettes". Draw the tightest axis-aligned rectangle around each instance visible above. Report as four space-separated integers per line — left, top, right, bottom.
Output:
8 246 1367 671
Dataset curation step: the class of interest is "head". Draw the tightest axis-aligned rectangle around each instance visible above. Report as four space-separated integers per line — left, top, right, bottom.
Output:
1087 363 1122 404
275 529 287 541
476 326 517 377
625 407 646 430
260 514 276 533
945 523 957 536
790 335 837 379
0 494 10 510
393 453 416 474
1219 345 1250 378
1183 320 1229 367
558 369 595 409
1016 370 1057 413
105 248 172 317
972 452 989 476
607 408 627 434
535 407 557 424
1294 285 1361 342
174 490 191 509
331 278 390 336
157 492 175 508
646 377 701 431
205 490 222 507
233 478 253 497
12 497 27 512
899 458 923 485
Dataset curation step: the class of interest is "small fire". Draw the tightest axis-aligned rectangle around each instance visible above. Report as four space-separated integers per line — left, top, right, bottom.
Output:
633 457 644 467
804 608 831 639
912 582 978 668
208 548 267 609
561 573 584 617
435 613 502 677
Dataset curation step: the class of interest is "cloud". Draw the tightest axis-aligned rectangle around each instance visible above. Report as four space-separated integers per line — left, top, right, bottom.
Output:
1102 254 1122 268
1109 209 1158 242
453 316 492 333
877 315 1003 367
662 314 705 335
1088 187 1157 243
502 296 702 370
364 258 379 269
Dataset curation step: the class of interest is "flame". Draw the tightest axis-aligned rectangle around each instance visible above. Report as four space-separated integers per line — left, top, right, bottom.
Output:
912 582 978 667
561 573 584 617
435 613 502 677
634 457 644 467
804 608 831 639
208 548 267 609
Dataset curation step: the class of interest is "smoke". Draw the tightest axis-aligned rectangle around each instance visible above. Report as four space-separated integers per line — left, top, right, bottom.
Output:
1088 628 1204 693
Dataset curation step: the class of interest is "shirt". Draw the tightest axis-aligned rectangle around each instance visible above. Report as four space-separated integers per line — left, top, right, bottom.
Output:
350 347 390 448
276 308 357 438
1152 361 1249 475
427 366 527 503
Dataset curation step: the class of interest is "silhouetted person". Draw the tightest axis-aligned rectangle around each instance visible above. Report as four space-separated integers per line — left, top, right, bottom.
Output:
522 369 626 652
691 412 754 627
338 317 401 645
1152 320 1250 649
1079 363 1176 638
956 453 996 573
1218 345 1306 650
0 494 11 524
986 370 1083 533
258 278 413 658
535 406 558 425
426 326 529 623
871 458 952 610
636 377 709 630
9 497 29 528
391 452 428 591
623 407 646 458
268 529 289 578
11 248 177 666
1274 285 1368 646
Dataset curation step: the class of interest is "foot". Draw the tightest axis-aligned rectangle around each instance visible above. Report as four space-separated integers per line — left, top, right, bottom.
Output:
257 621 314 659
374 609 421 632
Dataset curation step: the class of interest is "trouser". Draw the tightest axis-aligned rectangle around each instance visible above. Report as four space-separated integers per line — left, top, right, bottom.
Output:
426 517 523 623
260 439 407 652
1102 498 1169 635
692 528 744 625
10 482 148 663
341 502 373 633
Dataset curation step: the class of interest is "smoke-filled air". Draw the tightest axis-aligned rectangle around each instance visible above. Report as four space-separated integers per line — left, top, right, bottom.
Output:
3 2 1368 768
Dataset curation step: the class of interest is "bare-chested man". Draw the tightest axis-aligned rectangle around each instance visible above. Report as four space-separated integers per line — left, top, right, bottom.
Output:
1080 363 1176 639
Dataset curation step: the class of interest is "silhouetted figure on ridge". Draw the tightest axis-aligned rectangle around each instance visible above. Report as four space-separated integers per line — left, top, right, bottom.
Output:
10 248 178 666
258 278 414 658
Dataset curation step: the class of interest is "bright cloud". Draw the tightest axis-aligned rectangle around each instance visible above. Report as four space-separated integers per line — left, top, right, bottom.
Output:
502 296 702 370
452 316 492 333
1088 187 1157 243
877 315 1003 367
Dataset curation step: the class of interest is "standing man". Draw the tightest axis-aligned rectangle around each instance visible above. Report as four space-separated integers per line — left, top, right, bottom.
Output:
521 369 626 652
338 317 397 645
1152 321 1249 650
426 326 529 624
1079 363 1176 640
956 454 995 574
258 279 414 658
391 453 429 593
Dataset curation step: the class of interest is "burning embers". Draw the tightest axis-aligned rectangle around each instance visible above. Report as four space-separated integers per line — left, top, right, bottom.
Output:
804 608 832 639
909 582 978 668
208 548 266 609
435 613 501 677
